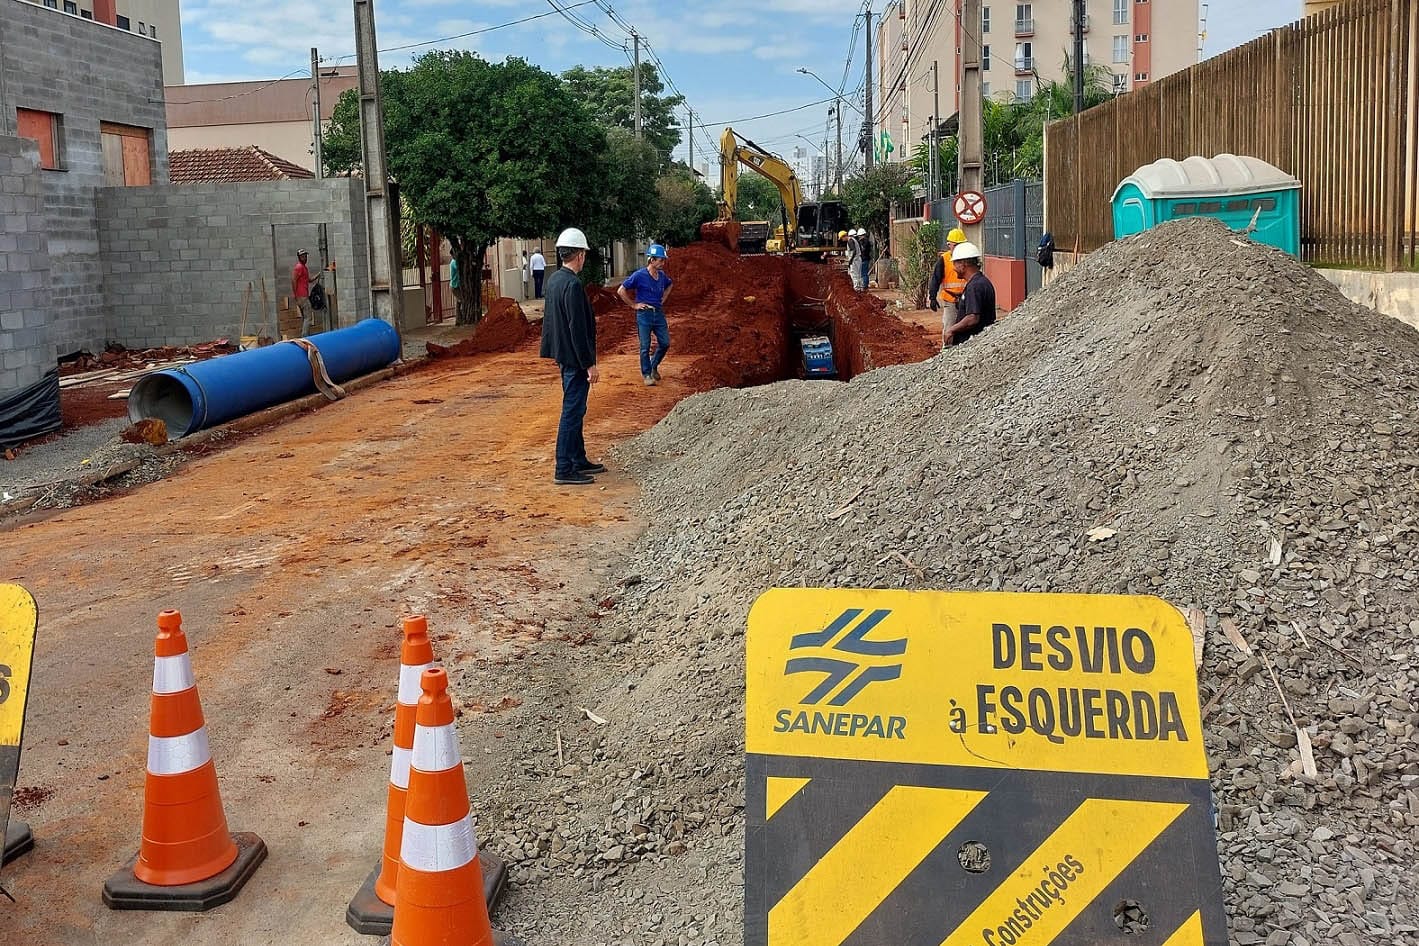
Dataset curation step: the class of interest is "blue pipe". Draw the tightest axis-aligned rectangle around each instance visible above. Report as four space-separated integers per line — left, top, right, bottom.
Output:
127 319 401 438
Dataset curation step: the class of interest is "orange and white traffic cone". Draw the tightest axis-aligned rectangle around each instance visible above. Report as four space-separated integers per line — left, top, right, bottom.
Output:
348 617 506 935
390 667 493 946
103 609 266 910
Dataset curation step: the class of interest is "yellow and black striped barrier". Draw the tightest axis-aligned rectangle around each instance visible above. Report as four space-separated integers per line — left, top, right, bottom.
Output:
745 590 1225 946
1 584 39 870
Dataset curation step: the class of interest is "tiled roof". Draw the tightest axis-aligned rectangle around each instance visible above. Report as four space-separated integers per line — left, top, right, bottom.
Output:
168 146 315 184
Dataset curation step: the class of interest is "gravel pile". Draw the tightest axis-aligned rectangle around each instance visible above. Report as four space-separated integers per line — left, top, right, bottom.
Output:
488 218 1419 946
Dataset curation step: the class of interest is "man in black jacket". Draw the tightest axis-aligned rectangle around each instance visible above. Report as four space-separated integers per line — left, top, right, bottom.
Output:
539 227 606 486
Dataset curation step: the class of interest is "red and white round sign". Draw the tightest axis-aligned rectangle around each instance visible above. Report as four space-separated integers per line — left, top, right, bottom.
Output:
953 190 988 225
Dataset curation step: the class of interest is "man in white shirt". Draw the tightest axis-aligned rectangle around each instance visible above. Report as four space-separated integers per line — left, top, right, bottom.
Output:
529 248 547 299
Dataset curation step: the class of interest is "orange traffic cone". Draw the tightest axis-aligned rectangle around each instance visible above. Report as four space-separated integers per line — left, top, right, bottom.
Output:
103 609 266 910
390 667 493 946
348 617 507 935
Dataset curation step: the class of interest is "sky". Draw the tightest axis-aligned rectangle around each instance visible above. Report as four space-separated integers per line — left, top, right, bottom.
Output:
179 0 1305 170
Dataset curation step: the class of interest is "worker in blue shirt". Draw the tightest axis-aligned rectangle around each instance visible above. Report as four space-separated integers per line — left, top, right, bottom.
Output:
617 244 674 386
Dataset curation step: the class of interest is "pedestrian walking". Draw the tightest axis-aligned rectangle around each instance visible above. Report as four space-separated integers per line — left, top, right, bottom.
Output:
943 241 996 347
520 250 530 300
538 228 605 486
291 248 319 336
529 248 547 299
617 244 674 386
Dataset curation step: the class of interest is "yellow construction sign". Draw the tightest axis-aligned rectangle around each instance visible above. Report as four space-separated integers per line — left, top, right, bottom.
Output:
745 589 1226 946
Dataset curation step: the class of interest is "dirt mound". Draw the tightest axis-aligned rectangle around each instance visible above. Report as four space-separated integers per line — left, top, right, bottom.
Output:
425 298 531 357
489 219 1419 945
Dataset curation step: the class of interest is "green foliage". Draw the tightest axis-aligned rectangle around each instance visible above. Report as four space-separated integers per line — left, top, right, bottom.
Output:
653 164 717 246
380 51 605 324
582 127 661 278
561 63 684 166
842 162 916 238
733 174 786 224
901 221 942 309
322 88 361 177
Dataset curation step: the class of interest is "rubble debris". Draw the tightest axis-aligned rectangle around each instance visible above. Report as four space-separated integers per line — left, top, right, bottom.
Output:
120 418 168 446
59 339 238 377
425 298 533 358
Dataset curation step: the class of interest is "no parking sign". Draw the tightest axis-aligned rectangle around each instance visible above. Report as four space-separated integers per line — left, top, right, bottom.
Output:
954 190 988 226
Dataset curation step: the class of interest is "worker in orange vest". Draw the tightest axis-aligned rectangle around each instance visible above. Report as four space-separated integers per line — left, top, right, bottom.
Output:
928 228 970 316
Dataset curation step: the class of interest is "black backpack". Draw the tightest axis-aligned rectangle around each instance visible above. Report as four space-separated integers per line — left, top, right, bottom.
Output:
1037 232 1056 270
309 280 327 311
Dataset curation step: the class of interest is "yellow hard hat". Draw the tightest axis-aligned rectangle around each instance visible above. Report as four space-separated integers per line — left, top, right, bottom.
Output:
947 227 968 244
838 230 848 239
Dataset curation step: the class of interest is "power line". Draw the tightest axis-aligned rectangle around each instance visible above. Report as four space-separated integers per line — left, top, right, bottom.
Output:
543 0 629 51
379 2 600 54
699 95 844 127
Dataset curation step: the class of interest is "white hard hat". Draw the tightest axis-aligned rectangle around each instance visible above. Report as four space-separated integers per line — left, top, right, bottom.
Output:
556 227 590 250
951 241 982 262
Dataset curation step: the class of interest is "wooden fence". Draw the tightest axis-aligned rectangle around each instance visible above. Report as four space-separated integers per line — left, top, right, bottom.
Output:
1045 0 1418 270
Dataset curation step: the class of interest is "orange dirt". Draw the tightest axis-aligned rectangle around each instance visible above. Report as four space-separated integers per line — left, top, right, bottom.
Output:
425 298 532 358
0 243 934 946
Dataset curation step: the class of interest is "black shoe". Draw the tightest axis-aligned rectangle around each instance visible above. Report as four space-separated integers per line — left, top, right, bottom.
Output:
554 471 595 485
577 461 608 475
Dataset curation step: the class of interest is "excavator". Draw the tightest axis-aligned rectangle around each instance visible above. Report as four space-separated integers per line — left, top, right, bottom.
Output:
700 127 849 258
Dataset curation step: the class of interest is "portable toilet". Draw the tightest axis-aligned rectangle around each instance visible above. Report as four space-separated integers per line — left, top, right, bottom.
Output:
1111 154 1301 256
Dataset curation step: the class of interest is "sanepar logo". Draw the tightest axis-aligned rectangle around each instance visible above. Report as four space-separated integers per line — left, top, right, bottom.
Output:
774 609 909 740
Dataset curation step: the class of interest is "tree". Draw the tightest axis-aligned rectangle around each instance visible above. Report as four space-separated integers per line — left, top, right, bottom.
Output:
732 174 787 224
322 89 361 177
842 162 916 240
580 127 661 285
561 63 684 165
378 52 606 324
652 165 716 246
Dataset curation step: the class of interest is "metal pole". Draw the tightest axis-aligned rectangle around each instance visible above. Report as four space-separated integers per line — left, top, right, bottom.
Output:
310 47 324 179
864 4 874 169
932 59 941 202
353 0 403 335
687 107 693 170
960 0 984 245
835 103 843 192
633 32 643 140
1072 0 1086 114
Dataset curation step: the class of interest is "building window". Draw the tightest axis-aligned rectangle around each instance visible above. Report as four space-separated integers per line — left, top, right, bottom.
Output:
1113 35 1130 62
1113 0 1128 24
1015 79 1033 102
982 81 991 97
1135 71 1150 82
149 25 157 38
1135 33 1149 42
1014 42 1033 71
138 21 146 34
116 14 130 28
80 8 92 17
982 6 991 32
983 45 991 70
16 109 63 170
43 0 57 7
100 122 152 186
62 0 76 12
1112 73 1128 93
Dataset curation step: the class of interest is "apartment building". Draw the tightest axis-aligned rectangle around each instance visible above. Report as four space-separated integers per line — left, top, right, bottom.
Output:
877 0 1199 163
16 0 184 82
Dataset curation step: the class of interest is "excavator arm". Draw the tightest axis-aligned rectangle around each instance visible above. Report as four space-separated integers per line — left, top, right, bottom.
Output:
703 127 806 251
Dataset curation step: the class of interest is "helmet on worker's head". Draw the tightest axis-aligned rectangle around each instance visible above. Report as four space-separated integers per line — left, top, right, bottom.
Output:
951 241 983 262
853 228 865 236
946 227 968 245
647 243 668 260
556 227 590 250
838 230 848 240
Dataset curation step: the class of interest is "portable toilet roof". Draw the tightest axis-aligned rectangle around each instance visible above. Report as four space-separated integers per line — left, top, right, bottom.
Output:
1109 154 1300 202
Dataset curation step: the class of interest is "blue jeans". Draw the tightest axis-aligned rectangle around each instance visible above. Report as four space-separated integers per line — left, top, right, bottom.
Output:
637 307 670 377
859 260 870 288
556 366 590 476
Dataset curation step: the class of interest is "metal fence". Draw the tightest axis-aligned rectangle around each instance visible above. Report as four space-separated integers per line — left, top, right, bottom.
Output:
982 180 1047 292
1045 0 1418 271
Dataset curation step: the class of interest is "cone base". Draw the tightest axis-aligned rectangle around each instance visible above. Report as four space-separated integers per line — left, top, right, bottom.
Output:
3 820 34 866
103 832 266 912
345 850 510 935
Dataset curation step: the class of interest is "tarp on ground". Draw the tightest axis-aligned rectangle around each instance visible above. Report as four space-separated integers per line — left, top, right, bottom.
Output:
0 369 61 448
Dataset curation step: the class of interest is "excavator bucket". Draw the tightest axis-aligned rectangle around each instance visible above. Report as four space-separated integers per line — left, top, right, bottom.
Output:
700 218 741 252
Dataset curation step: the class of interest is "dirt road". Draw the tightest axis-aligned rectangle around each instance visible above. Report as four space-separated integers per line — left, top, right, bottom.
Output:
0 330 687 945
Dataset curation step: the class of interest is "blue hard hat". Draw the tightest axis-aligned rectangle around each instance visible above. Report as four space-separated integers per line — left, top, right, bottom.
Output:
647 244 668 259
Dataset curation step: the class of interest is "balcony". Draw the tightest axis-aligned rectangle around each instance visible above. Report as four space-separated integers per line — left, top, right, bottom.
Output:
1014 18 1034 36
1014 56 1034 74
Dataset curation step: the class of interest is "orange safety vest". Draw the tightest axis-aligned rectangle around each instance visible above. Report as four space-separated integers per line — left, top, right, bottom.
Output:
938 252 967 304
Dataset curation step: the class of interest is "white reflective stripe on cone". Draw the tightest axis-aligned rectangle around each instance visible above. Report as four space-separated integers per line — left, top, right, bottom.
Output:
152 653 195 695
147 728 212 775
389 745 412 790
400 816 478 872
411 722 461 772
398 662 434 705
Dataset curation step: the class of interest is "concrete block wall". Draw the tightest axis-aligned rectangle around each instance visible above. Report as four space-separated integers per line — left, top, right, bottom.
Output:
96 178 371 347
0 136 54 395
0 0 168 357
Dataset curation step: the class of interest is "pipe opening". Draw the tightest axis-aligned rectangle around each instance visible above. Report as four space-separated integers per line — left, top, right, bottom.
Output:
128 374 197 438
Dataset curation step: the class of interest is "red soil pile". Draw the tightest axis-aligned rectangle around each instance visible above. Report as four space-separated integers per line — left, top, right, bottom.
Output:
426 298 532 358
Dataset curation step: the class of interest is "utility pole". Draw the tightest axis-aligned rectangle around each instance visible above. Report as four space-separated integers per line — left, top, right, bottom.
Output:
863 4 874 169
932 59 941 202
632 32 643 140
959 0 984 244
1072 0 1086 114
310 47 324 179
834 104 843 193
687 107 693 171
353 0 403 335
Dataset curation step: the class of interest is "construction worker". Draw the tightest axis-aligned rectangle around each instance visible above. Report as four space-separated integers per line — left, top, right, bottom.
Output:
845 229 863 290
928 227 969 317
292 249 317 336
856 228 872 289
539 227 605 486
943 241 996 347
617 244 674 387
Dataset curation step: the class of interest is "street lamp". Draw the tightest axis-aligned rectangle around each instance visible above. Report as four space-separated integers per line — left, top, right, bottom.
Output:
796 68 862 114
